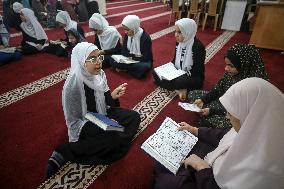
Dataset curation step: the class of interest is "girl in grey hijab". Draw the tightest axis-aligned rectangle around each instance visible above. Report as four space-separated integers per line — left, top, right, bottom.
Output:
19 8 48 54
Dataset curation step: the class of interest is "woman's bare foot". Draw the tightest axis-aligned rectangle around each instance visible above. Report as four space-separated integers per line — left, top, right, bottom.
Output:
176 89 187 101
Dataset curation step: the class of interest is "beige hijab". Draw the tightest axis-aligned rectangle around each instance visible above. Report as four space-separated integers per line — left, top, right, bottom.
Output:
206 77 284 189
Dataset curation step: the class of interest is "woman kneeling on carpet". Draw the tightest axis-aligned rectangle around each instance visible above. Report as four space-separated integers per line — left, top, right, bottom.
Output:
153 77 284 189
46 42 141 178
188 44 268 129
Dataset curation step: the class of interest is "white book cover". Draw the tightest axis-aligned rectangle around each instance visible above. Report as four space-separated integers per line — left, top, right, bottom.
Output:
141 117 198 174
154 62 186 81
111 55 139 64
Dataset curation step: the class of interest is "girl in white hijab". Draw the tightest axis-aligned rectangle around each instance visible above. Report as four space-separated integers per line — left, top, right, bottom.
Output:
89 13 122 68
56 11 85 40
154 77 284 189
0 15 9 47
109 15 153 78
153 18 205 101
11 2 23 31
46 42 140 178
13 2 24 14
19 8 48 54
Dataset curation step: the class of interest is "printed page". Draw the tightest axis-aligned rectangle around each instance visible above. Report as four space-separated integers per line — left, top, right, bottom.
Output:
178 102 201 112
111 55 139 64
0 47 16 53
141 117 198 174
154 62 186 80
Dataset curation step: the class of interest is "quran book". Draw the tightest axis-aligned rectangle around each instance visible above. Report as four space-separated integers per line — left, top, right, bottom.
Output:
0 47 16 53
111 55 139 64
141 117 198 174
154 62 186 81
85 112 125 132
49 40 67 48
178 102 201 112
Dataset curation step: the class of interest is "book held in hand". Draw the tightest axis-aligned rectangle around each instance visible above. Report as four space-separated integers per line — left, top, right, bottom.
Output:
178 102 201 112
141 117 198 174
85 112 125 132
154 62 186 81
49 40 67 48
111 55 139 64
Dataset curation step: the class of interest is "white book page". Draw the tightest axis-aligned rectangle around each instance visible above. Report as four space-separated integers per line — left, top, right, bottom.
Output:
111 55 139 64
178 102 201 112
141 117 198 174
154 62 186 80
0 47 16 53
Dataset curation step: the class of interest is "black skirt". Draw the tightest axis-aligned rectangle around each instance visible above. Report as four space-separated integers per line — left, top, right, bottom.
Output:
56 107 140 165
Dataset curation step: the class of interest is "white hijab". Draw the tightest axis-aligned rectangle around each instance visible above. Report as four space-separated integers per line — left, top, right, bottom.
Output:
89 13 121 50
0 16 9 47
206 77 284 189
13 2 24 13
56 11 77 31
63 42 109 142
20 8 48 40
122 15 143 56
174 18 197 75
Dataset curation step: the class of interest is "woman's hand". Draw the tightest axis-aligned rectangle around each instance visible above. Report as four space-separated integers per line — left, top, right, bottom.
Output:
194 99 204 109
181 154 210 171
111 83 128 99
36 44 42 50
99 50 105 55
200 108 210 116
178 122 198 136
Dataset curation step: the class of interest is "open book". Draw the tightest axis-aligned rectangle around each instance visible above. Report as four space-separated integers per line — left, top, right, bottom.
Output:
154 62 186 81
111 55 139 64
0 47 16 53
178 102 201 112
141 117 198 174
49 40 67 48
85 112 125 132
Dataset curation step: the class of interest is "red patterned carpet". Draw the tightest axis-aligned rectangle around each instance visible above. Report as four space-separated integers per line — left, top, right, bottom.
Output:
0 1 283 189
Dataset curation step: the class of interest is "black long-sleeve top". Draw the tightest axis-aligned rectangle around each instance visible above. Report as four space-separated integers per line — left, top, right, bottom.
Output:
21 30 46 46
200 73 236 115
84 84 120 113
172 37 205 84
94 34 121 55
121 30 153 63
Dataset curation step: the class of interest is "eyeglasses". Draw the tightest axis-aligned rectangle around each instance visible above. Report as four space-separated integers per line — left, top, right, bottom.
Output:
85 55 104 64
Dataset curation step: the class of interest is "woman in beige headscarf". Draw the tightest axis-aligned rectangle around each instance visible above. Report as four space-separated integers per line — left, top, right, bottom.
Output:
153 77 284 189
